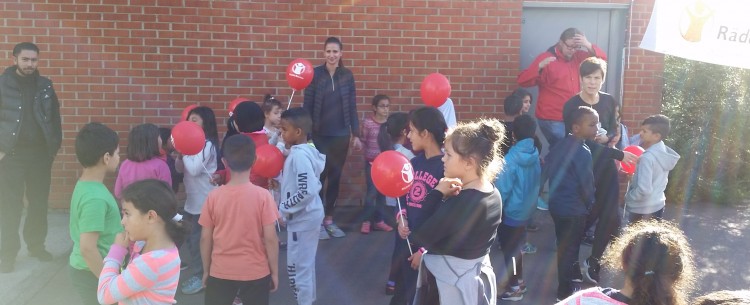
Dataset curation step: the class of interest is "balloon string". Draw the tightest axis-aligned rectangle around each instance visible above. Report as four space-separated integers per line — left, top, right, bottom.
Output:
201 162 213 184
396 197 414 255
287 89 296 110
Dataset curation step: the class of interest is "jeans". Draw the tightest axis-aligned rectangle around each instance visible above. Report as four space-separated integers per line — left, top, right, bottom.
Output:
360 162 386 223
0 148 53 261
205 275 271 305
313 135 351 217
537 119 565 148
183 212 203 278
551 214 587 300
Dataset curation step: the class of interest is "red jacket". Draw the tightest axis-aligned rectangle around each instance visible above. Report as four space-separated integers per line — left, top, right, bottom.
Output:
517 45 607 121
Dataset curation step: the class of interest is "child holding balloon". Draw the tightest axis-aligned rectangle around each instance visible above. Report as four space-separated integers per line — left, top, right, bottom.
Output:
359 94 394 234
175 106 219 295
624 114 679 222
214 101 271 188
97 179 185 305
407 118 505 305
277 108 326 305
262 94 283 147
114 123 173 200
390 106 447 305
377 111 414 295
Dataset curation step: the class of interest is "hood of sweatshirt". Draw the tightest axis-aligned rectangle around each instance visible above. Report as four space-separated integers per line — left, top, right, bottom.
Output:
291 143 326 175
646 141 680 171
508 138 539 167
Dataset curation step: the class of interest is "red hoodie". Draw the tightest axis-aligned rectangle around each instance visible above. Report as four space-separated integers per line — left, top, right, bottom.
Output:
517 44 607 121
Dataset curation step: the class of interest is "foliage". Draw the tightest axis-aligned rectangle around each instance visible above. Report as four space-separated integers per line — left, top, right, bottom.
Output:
661 56 750 205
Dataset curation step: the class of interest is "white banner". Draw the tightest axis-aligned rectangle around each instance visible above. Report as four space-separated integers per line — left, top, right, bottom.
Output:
640 0 750 69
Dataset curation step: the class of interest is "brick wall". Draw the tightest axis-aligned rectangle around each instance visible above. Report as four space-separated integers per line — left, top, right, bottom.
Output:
0 0 662 209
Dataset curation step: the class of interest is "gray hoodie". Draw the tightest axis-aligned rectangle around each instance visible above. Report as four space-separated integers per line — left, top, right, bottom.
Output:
625 141 680 214
279 143 326 232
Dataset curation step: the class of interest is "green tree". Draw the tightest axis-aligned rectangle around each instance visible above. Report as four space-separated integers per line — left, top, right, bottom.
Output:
662 56 750 205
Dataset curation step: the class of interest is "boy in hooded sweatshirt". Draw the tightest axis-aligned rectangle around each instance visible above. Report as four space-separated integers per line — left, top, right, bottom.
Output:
625 115 680 222
278 108 326 305
494 115 541 301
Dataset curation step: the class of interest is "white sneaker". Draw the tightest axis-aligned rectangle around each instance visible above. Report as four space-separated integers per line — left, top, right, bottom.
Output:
319 225 331 240
324 223 346 238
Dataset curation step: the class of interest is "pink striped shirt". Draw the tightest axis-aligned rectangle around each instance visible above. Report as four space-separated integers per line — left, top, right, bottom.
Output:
98 241 181 305
362 115 384 162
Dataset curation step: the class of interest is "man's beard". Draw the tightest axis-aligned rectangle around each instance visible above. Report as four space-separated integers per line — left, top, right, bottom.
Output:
17 67 35 76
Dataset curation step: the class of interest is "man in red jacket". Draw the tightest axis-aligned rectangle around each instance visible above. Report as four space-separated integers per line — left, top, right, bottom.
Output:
517 28 607 146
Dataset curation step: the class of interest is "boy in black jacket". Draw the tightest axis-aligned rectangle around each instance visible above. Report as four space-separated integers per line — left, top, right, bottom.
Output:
543 106 597 301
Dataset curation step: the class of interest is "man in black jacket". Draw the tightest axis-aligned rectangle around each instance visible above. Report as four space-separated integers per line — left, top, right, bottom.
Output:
0 42 62 273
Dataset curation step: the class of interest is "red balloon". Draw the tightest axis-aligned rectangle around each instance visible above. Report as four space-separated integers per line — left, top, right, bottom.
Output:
371 151 414 197
181 104 199 121
228 97 250 117
252 144 284 178
619 145 645 174
286 58 314 91
171 121 206 155
420 73 451 107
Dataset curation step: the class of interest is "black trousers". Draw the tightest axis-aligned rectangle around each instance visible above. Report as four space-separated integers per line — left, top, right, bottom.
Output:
205 275 271 305
389 235 418 305
628 208 664 223
585 173 621 262
312 135 350 217
0 148 53 261
497 223 526 287
551 214 587 300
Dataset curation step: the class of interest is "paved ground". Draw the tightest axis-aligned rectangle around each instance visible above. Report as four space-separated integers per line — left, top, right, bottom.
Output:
2 203 749 305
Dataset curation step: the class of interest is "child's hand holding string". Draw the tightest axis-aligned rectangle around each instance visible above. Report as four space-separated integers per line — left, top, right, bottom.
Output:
398 219 410 239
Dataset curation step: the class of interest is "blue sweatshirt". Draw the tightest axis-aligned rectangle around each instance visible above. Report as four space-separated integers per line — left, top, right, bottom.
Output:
543 135 594 217
495 138 541 226
279 143 326 232
404 153 444 245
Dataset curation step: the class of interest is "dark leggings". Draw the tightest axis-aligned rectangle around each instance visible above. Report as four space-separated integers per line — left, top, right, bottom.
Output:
313 135 351 217
497 223 526 287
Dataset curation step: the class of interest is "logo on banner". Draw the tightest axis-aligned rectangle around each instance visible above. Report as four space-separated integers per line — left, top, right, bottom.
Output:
680 0 715 42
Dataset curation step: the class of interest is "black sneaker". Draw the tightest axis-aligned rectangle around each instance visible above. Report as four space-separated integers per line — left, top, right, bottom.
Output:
571 261 583 283
29 249 53 261
0 259 14 273
583 258 600 284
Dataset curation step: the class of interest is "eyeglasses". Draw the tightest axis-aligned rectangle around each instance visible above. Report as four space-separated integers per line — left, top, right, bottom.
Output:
377 104 390 108
561 41 577 51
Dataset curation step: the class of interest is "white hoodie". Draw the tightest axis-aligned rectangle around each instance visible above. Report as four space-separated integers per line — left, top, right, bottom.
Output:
625 141 680 214
279 143 326 232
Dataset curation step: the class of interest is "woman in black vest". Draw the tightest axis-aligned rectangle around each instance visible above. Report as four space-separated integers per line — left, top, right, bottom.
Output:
303 36 362 239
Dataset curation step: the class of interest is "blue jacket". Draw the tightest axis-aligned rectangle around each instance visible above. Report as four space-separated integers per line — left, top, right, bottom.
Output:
495 138 541 226
543 135 594 217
